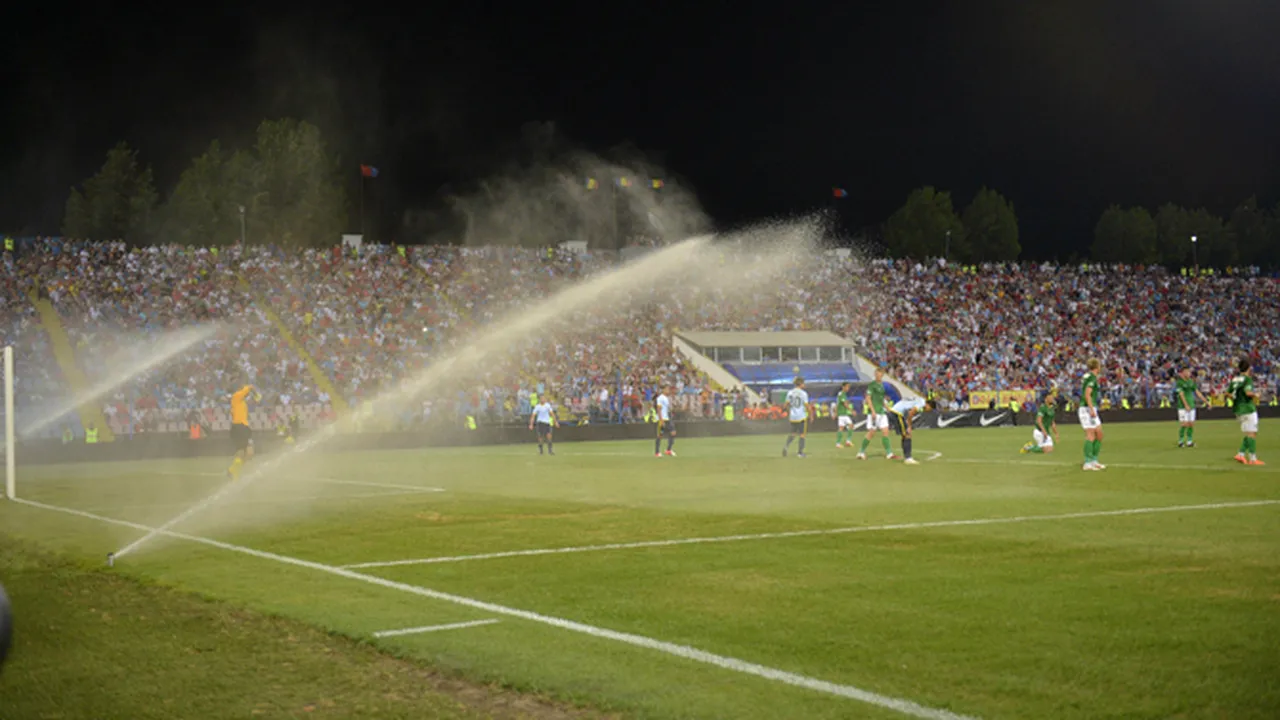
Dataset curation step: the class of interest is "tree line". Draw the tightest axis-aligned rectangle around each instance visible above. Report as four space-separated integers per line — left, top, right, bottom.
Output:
62 119 348 248
63 125 1280 266
881 187 1280 267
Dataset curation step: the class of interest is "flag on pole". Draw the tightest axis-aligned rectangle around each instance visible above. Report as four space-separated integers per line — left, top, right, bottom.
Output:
651 178 664 189
360 165 379 178
832 187 848 198
585 177 599 190
616 177 632 188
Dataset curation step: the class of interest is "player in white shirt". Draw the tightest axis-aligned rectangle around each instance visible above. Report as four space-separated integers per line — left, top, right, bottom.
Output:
887 396 934 464
528 398 558 455
654 385 677 457
782 377 813 457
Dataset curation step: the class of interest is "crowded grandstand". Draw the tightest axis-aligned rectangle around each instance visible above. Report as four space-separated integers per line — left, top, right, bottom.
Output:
2 235 1277 441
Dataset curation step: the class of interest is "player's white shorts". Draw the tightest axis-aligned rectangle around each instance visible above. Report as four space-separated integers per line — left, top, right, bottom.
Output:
1239 412 1259 434
1077 407 1102 430
1177 408 1196 424
868 414 889 431
1033 429 1054 448
837 415 854 429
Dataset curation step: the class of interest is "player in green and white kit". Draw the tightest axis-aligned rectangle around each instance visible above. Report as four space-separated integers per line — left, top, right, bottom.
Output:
1228 359 1264 465
1021 388 1059 454
1078 358 1105 470
1174 368 1209 448
857 368 896 460
835 382 856 448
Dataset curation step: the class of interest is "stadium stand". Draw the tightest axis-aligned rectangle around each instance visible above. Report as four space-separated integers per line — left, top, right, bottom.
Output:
2 239 1276 436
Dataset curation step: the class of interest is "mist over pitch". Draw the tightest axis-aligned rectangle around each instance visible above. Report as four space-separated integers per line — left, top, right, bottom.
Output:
113 142 838 556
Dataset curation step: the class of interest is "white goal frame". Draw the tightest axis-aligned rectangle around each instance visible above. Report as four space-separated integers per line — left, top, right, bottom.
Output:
4 345 14 500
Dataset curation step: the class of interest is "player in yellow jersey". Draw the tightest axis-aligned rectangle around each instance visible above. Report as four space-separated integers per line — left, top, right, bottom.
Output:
227 381 260 481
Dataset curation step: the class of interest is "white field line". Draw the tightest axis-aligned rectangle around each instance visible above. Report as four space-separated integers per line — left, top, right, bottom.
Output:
155 471 450 492
11 498 977 720
939 457 1280 473
314 478 446 493
483 448 946 460
342 499 1280 570
82 489 430 514
372 619 501 638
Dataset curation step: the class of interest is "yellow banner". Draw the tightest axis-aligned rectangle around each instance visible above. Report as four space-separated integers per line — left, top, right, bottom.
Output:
969 390 999 408
998 390 1036 408
970 389 1035 408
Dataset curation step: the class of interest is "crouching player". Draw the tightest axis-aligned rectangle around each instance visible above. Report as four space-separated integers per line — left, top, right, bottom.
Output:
1022 389 1059 454
888 396 935 465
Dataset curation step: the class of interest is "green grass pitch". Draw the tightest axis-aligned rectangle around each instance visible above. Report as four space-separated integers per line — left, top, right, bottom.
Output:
1 419 1277 719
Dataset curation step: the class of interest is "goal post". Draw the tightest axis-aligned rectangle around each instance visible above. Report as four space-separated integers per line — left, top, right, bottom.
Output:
4 345 14 500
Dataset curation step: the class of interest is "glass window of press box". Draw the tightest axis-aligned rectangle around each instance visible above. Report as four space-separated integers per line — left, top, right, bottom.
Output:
708 346 852 364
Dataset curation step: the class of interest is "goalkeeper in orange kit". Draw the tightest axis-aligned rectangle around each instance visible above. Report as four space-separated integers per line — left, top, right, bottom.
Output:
227 381 261 481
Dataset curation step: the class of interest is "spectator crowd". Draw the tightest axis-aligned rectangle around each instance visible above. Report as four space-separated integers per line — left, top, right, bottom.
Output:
2 238 1276 438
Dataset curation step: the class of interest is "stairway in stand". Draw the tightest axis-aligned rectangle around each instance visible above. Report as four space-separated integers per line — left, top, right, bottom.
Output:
236 275 351 420
28 291 115 441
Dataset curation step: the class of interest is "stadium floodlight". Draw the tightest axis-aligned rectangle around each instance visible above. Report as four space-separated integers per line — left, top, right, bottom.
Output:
1191 235 1198 267
4 346 14 500
239 205 247 247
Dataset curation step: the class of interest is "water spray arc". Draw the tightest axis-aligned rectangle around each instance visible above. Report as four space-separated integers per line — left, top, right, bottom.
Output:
111 224 824 561
22 324 224 441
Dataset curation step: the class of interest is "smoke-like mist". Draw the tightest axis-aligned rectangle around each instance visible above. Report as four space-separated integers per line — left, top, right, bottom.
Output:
435 124 711 249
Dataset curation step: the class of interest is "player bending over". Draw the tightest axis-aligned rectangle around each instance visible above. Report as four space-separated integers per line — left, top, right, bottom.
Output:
1175 367 1209 448
834 382 856 448
1228 360 1264 465
1022 389 1059 454
226 381 260 481
654 385 677 457
857 368 896 460
888 396 934 464
529 397 559 456
782 377 813 457
1078 358 1105 471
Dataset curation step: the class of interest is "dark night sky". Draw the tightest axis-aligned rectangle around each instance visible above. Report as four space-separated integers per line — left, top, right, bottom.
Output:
4 1 1280 258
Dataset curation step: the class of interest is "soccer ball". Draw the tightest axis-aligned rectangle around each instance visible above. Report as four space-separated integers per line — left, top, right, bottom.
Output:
0 581 11 674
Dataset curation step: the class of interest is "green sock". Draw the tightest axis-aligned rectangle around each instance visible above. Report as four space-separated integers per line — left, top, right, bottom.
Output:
1092 439 1102 460
1030 446 1045 454
881 437 892 454
859 438 870 453
1248 437 1257 455
836 431 845 444
1239 437 1249 454
1187 427 1194 443
1084 440 1093 463
1178 427 1186 442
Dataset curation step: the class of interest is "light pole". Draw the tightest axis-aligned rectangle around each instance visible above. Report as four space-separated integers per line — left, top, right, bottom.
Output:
945 230 951 260
238 205 246 247
1191 235 1197 270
